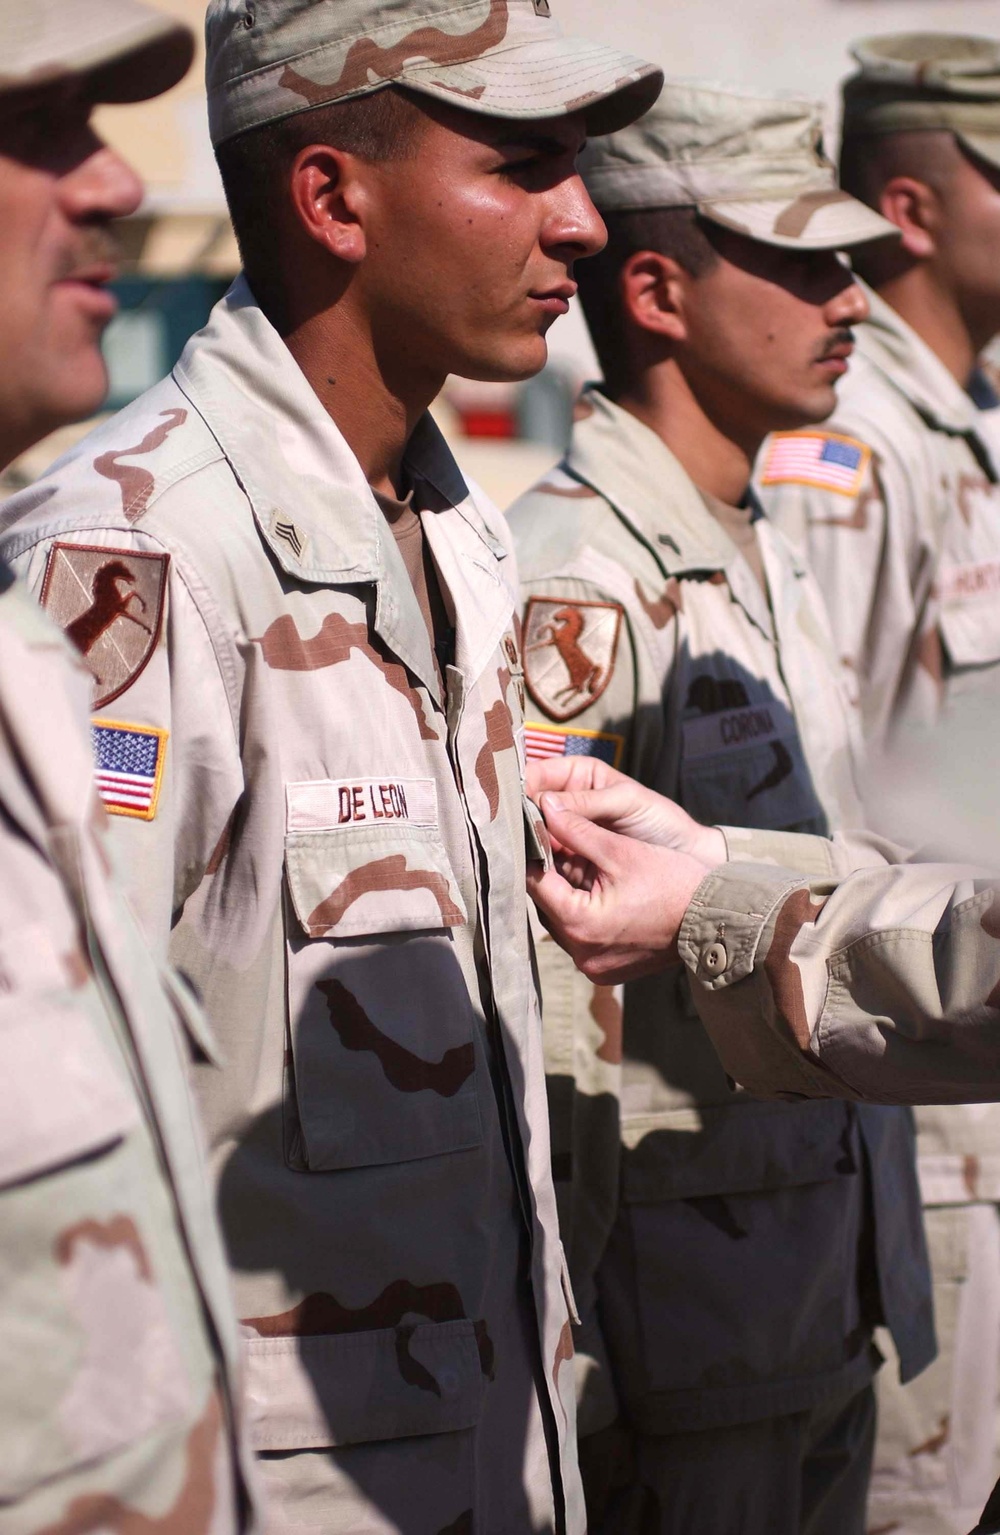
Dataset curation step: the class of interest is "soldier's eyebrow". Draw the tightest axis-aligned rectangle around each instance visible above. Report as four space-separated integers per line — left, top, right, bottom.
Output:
493 131 582 158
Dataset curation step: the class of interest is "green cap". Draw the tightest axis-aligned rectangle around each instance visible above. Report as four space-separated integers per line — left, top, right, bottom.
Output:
205 0 664 148
842 33 1000 171
0 0 194 105
580 80 897 249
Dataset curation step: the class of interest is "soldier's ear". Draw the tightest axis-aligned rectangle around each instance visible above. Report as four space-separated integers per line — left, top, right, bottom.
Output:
876 176 939 261
288 143 369 266
619 250 688 344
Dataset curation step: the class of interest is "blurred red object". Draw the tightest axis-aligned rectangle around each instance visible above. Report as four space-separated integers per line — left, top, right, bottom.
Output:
459 409 516 439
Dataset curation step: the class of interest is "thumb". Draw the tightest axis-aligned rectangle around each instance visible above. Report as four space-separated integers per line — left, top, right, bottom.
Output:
540 793 625 875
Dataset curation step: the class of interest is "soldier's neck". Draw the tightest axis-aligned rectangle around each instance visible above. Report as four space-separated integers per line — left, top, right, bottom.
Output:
616 366 756 508
876 265 978 389
285 310 443 499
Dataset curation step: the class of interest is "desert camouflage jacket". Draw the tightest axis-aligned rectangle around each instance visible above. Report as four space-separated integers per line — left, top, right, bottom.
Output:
0 572 256 1533
508 389 932 1437
0 280 580 1535
756 287 1000 1213
756 282 1000 750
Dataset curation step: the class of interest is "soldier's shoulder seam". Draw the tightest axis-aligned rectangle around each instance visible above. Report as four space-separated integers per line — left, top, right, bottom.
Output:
0 519 160 564
508 486 618 579
169 554 246 741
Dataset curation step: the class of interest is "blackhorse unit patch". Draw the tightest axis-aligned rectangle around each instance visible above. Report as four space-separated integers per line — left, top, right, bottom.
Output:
41 543 168 708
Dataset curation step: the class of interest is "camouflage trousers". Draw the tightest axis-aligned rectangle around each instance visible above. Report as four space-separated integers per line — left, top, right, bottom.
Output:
587 1381 876 1535
868 1205 1000 1535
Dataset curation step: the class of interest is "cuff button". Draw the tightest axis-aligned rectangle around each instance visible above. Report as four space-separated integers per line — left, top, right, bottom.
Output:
703 942 727 974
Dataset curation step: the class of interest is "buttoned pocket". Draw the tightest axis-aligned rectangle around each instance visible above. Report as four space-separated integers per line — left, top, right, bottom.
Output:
285 822 467 939
283 823 483 1172
938 590 1000 671
243 1317 485 1450
0 990 140 1189
608 1100 865 1422
0 988 199 1504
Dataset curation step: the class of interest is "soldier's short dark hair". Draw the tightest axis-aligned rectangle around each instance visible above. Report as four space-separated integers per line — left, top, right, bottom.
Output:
837 128 960 284
578 206 719 392
215 85 426 330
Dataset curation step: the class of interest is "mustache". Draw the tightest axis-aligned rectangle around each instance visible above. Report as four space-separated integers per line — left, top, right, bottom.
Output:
814 328 854 363
53 226 122 283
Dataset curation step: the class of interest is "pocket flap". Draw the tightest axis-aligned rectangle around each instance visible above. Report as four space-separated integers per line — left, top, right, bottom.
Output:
285 824 467 940
621 1100 854 1203
243 1319 485 1450
938 588 1000 669
0 993 140 1189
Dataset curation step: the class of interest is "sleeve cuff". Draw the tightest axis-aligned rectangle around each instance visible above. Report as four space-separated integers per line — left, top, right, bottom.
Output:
678 861 808 990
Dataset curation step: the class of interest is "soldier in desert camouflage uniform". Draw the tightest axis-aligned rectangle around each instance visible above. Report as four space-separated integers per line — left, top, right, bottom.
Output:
0 3 258 1530
509 84 931 1535
521 758 1000 1535
758 34 1000 748
0 2 662 1530
755 37 1000 1533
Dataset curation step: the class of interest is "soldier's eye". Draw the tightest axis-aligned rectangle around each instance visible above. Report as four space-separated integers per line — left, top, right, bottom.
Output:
497 156 541 179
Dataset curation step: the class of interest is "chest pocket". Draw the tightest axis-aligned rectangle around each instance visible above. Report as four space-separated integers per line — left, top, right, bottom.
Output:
0 987 140 1192
937 475 1000 671
0 985 197 1505
283 820 483 1173
677 701 826 834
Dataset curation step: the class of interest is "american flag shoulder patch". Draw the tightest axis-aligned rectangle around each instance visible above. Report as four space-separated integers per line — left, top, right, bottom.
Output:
760 432 870 498
524 721 624 768
92 719 168 820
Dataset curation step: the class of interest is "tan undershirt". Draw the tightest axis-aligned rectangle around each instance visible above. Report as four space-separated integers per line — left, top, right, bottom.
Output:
374 488 453 688
701 490 768 595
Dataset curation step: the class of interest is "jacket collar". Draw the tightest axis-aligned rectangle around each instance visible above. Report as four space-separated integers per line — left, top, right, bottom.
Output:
855 280 999 477
567 387 749 572
566 387 777 640
171 278 512 698
172 277 505 585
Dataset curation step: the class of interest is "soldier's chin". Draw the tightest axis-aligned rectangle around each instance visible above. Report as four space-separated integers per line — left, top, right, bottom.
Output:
775 386 839 432
455 334 550 384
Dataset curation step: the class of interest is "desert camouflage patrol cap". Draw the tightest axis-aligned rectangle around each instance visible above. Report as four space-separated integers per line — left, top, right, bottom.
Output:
843 34 1000 172
580 81 898 250
0 0 194 105
205 0 664 148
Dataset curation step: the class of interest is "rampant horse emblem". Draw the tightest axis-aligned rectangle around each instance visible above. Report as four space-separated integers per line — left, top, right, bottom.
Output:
523 598 622 721
41 543 168 708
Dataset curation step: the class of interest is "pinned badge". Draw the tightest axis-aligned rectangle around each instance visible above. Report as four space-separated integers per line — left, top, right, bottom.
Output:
41 543 168 708
523 598 622 721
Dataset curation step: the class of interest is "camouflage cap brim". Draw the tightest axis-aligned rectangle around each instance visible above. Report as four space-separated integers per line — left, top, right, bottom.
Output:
207 0 662 146
842 33 1000 160
959 129 1000 171
0 0 194 106
397 35 663 135
699 189 898 250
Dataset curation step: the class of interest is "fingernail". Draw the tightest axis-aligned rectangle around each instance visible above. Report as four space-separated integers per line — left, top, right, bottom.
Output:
543 793 564 812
